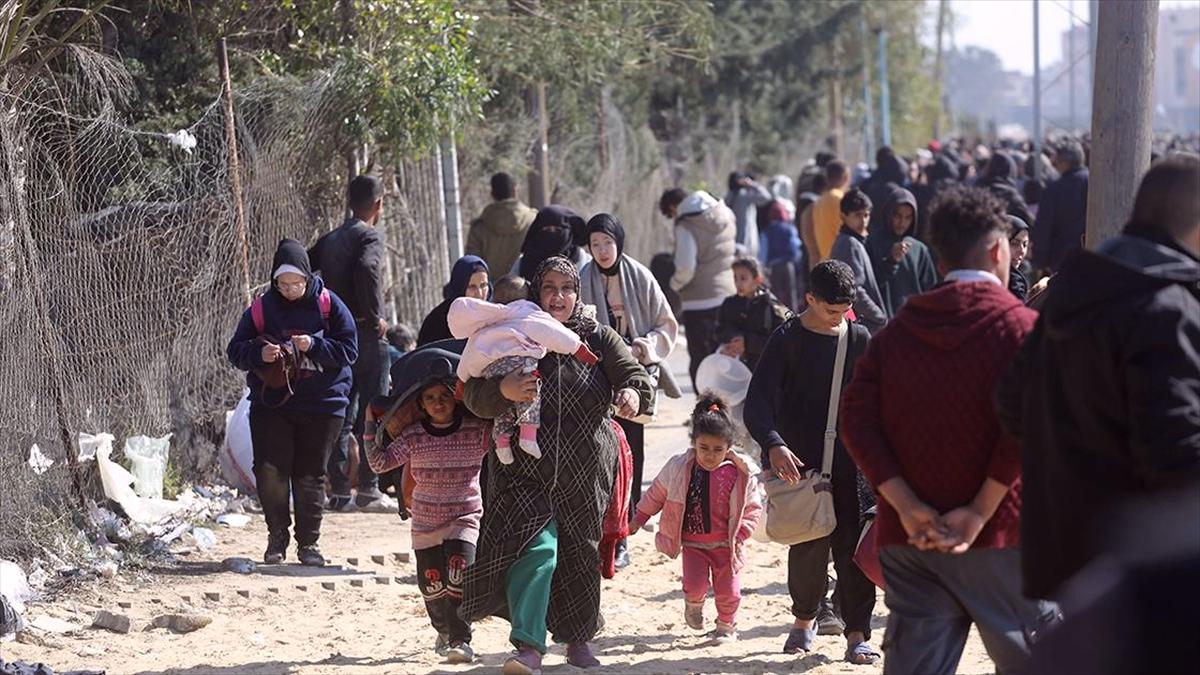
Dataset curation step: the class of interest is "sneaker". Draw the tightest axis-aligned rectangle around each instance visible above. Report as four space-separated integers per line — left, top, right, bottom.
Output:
354 489 398 513
446 641 475 663
566 642 600 669
816 600 846 636
297 545 326 567
709 621 737 644
502 645 542 675
326 495 354 512
433 634 450 657
684 600 705 630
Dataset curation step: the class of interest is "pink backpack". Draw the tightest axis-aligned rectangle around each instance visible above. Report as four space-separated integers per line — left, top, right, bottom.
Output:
250 288 332 334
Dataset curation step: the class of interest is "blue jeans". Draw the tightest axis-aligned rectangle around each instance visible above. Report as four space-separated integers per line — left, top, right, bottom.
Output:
328 328 389 496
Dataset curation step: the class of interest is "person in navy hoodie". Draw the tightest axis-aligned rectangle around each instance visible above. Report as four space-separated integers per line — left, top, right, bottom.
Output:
228 238 359 567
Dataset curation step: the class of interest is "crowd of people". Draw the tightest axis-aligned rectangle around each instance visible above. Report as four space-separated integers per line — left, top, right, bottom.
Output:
224 136 1199 674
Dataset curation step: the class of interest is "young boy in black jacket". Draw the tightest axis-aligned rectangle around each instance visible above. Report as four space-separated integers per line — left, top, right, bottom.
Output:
715 257 793 370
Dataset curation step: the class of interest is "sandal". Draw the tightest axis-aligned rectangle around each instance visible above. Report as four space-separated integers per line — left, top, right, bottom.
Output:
782 625 817 654
845 641 881 665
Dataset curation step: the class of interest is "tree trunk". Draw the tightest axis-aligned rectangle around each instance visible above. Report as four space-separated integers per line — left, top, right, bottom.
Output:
1086 0 1159 247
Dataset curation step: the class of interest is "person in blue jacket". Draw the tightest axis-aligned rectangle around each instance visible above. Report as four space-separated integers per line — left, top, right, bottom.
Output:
227 238 359 567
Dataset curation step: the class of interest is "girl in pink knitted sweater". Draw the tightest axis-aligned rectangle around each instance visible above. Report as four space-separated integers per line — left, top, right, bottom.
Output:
368 379 490 664
631 393 763 643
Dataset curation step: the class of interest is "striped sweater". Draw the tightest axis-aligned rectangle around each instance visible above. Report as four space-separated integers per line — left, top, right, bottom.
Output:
375 415 491 550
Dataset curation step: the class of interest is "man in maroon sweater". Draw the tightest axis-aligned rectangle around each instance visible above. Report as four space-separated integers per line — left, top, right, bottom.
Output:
841 186 1055 675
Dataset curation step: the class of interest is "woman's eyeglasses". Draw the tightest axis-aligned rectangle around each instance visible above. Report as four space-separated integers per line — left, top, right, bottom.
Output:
277 280 307 292
540 284 578 298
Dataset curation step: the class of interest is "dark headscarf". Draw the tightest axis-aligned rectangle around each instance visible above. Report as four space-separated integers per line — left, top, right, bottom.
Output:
443 255 490 301
585 213 625 275
519 205 587 279
270 238 315 302
528 255 597 339
982 151 1018 188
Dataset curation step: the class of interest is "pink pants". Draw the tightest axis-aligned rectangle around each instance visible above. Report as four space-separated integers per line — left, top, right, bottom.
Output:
681 546 741 625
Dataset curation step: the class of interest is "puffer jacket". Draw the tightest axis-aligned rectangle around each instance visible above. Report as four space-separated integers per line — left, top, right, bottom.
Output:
632 448 763 573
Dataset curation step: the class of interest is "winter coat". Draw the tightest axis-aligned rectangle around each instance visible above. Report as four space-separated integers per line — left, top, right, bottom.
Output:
671 192 738 308
1032 167 1089 273
715 288 792 370
841 278 1036 551
865 187 939 318
228 272 358 417
995 230 1200 600
632 448 763 573
466 198 538 277
448 297 584 380
417 255 490 346
308 217 384 328
762 219 801 268
830 226 888 335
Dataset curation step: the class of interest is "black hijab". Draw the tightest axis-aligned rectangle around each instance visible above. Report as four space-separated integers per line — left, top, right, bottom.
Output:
585 213 625 276
519 205 586 279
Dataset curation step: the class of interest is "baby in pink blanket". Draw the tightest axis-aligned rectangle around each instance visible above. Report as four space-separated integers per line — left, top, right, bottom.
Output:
448 296 598 463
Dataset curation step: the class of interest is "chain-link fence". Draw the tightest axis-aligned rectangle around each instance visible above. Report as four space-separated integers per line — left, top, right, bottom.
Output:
0 71 449 560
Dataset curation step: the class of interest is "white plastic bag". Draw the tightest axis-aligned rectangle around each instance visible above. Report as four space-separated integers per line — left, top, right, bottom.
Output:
123 434 172 499
93 433 182 524
219 390 256 495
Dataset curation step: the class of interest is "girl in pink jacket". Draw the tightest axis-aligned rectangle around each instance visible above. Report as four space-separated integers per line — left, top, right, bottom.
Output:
631 393 763 643
448 295 597 463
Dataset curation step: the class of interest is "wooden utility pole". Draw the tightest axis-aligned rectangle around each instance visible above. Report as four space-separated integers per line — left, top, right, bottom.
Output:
527 82 550 209
828 77 844 159
933 0 948 139
218 38 253 308
1086 0 1159 247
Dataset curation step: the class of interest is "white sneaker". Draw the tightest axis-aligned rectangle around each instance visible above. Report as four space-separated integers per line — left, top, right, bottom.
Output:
354 491 398 513
446 642 475 663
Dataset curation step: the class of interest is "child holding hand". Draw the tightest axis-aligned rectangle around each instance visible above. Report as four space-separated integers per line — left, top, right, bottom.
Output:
631 393 763 643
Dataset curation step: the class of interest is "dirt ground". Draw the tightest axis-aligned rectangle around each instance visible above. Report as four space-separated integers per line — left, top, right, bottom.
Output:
4 348 994 675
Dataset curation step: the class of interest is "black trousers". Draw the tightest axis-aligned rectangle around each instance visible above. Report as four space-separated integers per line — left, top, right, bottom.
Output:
329 330 389 495
683 307 721 392
617 417 645 514
787 470 876 640
249 407 342 547
415 539 476 644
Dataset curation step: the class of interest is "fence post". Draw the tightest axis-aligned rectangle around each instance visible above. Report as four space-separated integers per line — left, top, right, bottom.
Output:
440 136 463 264
218 38 253 308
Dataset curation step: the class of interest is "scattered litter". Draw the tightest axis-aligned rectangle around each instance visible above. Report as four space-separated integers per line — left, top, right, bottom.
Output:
166 129 197 153
27 444 53 475
2 593 24 642
95 561 118 580
0 561 33 614
149 613 211 633
28 616 83 634
219 391 256 495
215 513 250 528
76 432 112 463
91 610 130 634
94 433 184 525
123 434 172 499
189 527 216 550
221 558 256 575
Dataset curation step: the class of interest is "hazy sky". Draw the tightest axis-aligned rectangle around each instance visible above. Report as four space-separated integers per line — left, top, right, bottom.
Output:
949 0 1199 75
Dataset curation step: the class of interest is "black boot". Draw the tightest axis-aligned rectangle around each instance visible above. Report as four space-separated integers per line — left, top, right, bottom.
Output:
263 532 288 565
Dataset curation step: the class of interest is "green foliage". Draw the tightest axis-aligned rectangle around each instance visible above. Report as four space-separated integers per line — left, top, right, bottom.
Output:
109 0 487 157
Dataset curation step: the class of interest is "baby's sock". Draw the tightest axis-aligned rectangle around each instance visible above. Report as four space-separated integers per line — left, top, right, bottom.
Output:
495 436 515 465
518 423 541 459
